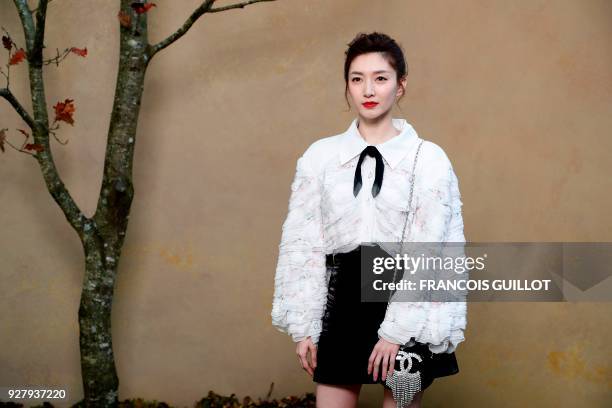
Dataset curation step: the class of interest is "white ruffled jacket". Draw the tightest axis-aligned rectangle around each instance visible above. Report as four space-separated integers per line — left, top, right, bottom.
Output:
271 118 467 354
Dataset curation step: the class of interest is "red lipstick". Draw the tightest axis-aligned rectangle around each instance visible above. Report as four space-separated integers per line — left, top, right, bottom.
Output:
362 101 379 109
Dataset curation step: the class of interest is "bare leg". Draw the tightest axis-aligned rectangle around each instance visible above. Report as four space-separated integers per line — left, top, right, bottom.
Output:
316 383 362 408
382 387 424 408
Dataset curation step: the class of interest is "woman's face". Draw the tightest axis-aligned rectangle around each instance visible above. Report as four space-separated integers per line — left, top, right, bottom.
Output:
347 52 405 120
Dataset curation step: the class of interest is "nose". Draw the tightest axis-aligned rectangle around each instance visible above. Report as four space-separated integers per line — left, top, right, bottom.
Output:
363 78 375 97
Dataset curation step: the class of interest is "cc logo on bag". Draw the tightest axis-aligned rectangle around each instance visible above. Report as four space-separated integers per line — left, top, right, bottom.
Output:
395 350 423 374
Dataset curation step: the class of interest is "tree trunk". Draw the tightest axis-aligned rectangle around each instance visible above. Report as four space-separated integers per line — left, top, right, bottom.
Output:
76 2 150 405
78 237 120 406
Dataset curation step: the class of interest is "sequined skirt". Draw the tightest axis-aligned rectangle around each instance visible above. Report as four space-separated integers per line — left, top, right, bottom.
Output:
312 244 459 388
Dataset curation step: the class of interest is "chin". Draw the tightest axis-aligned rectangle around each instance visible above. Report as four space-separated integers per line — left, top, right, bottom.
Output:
360 108 390 119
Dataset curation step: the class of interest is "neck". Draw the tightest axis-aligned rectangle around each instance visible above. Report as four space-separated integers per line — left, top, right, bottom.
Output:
356 115 401 145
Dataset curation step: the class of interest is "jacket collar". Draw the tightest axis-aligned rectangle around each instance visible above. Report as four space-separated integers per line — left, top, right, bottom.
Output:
339 117 419 169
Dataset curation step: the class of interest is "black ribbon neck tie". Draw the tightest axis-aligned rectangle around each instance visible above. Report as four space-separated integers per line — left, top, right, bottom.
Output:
353 145 384 198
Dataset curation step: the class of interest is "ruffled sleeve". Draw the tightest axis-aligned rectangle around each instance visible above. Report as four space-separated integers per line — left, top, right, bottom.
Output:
439 165 468 353
271 153 328 345
446 167 465 243
377 145 468 353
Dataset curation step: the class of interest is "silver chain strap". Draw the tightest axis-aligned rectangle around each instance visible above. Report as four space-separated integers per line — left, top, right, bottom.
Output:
387 139 424 310
383 138 425 408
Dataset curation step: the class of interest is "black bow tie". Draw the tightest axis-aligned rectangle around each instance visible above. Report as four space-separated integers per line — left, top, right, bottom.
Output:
353 145 384 197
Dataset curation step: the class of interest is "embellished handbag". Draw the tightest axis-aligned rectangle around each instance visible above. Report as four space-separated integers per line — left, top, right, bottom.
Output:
381 138 457 407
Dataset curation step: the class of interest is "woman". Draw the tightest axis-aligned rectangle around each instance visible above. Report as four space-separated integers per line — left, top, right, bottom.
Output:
271 32 467 408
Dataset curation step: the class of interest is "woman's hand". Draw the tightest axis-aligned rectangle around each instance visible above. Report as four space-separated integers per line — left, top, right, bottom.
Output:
296 337 317 376
368 337 401 382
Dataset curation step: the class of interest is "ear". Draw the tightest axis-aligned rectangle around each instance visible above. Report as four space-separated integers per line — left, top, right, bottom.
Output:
397 76 407 97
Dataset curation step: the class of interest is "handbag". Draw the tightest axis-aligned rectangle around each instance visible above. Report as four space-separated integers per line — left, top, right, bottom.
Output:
381 139 457 408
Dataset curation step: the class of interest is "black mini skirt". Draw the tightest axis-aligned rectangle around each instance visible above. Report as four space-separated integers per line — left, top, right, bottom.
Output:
312 244 459 388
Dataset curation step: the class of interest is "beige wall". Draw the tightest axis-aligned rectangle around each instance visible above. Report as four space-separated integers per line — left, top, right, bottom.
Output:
1 0 611 406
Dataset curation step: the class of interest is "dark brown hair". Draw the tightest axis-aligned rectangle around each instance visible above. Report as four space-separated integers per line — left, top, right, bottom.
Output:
343 32 408 110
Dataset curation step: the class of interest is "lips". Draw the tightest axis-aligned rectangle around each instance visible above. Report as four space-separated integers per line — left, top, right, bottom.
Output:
362 102 378 108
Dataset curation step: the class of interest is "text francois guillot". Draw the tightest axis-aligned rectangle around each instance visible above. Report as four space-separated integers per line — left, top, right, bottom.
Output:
370 253 552 292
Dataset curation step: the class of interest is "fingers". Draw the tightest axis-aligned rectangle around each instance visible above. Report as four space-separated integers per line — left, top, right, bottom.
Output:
296 341 316 377
298 350 313 376
388 351 395 377
368 345 384 380
309 342 317 369
369 344 399 382
381 351 390 382
372 351 383 381
383 351 396 382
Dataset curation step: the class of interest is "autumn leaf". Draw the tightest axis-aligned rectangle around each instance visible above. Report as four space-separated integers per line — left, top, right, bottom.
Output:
24 143 44 153
117 10 131 28
53 98 76 126
9 48 26 65
131 2 156 14
70 47 88 57
2 35 12 51
0 129 6 152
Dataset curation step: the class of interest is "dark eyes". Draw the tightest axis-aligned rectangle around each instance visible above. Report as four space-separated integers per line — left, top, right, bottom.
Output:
351 76 388 82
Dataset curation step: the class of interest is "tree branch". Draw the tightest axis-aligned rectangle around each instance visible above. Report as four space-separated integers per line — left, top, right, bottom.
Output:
10 0 86 239
147 0 275 59
0 87 36 130
32 0 49 61
147 0 215 59
209 0 276 13
12 0 35 52
31 0 54 14
42 47 72 66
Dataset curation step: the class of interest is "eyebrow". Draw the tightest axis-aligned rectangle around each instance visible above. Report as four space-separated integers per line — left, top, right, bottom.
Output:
349 70 391 75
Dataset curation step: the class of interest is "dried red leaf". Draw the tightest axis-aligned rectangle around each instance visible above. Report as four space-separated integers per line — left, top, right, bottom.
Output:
9 48 26 65
0 129 6 152
2 35 12 51
24 143 44 153
70 47 88 57
131 2 156 14
53 98 76 126
117 10 131 28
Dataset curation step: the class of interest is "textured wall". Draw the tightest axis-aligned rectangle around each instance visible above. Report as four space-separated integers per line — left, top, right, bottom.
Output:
1 0 611 407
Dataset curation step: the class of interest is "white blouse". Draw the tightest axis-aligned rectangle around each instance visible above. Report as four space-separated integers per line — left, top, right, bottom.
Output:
271 117 467 354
